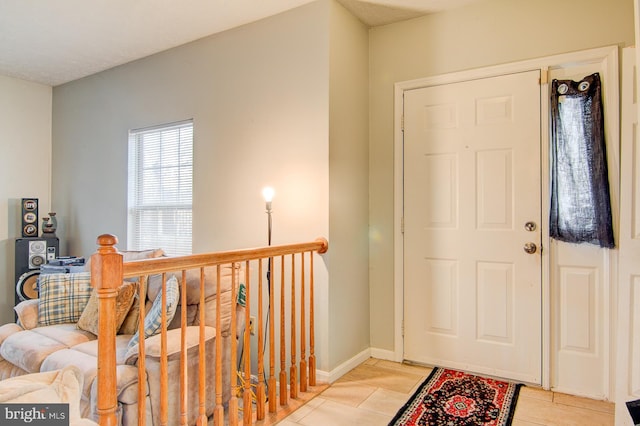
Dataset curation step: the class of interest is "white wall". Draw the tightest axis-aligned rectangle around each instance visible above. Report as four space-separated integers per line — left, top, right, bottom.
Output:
368 0 635 354
0 75 52 325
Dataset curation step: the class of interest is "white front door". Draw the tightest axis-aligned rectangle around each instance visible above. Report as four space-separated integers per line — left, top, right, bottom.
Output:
403 70 542 384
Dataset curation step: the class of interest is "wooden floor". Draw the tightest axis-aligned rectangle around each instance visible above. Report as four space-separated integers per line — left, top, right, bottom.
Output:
275 358 615 426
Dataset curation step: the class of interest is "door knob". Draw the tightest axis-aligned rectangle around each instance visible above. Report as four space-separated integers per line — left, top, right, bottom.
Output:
523 242 537 254
524 221 537 232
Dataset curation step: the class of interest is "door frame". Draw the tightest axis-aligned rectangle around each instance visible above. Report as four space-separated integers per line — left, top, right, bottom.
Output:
393 45 619 391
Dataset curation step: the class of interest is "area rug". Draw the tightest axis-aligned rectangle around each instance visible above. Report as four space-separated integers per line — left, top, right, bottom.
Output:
389 367 522 426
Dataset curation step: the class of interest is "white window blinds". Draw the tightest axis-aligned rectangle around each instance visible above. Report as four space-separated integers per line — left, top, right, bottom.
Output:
127 120 193 256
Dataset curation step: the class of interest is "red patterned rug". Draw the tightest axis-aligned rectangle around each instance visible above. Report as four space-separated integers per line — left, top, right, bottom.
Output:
389 367 522 426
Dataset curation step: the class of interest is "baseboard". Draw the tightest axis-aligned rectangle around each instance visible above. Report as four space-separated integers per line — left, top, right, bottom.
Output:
315 348 372 384
370 347 399 362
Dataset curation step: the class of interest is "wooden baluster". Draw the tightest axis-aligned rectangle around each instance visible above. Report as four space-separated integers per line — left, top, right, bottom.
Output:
229 263 239 426
196 268 207 425
160 273 169 426
243 262 252 426
137 275 148 426
179 270 188 426
279 255 287 406
213 266 224 426
300 253 307 393
92 236 328 426
309 252 316 386
256 259 266 420
309 238 327 386
93 234 121 426
268 255 277 413
290 254 298 399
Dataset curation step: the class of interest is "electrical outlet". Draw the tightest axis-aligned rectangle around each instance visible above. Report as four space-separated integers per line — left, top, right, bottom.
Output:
249 316 256 335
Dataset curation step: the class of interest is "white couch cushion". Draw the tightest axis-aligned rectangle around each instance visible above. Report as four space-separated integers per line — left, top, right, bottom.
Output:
0 325 94 373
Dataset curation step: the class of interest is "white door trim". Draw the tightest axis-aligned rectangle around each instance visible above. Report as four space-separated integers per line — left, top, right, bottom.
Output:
393 45 619 391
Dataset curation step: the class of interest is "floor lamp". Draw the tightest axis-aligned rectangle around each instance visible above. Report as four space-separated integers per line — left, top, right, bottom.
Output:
262 187 274 288
261 187 274 394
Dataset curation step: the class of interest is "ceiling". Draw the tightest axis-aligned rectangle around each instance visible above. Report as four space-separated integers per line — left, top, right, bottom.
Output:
0 0 480 87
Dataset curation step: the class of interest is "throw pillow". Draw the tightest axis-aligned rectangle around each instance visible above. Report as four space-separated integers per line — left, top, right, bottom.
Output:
38 272 93 326
83 248 165 272
118 287 142 335
121 248 165 262
128 275 179 349
77 281 138 335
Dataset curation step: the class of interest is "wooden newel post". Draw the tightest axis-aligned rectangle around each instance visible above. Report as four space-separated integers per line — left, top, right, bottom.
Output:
92 234 123 426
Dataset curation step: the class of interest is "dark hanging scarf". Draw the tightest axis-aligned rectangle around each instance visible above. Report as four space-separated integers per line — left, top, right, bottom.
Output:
550 73 614 248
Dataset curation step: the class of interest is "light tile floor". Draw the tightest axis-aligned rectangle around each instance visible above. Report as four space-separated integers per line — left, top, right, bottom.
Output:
277 358 615 426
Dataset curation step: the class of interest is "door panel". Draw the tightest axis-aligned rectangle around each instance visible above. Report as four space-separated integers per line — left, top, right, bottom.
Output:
403 70 542 384
548 63 613 397
618 46 640 421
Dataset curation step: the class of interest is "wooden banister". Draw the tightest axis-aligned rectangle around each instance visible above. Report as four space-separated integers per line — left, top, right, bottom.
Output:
119 239 328 278
92 234 121 426
179 270 188 426
212 266 224 426
160 274 168 426
309 252 317 386
242 262 252 426
268 255 277 413
228 265 239 426
256 260 266 420
137 275 148 426
300 253 307 393
279 256 287 407
94 235 328 426
289 254 297 400
197 268 207 426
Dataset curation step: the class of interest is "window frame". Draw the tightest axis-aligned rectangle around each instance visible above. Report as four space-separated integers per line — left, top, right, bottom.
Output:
127 119 194 256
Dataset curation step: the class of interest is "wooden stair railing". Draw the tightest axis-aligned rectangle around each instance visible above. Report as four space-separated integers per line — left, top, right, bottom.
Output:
92 235 328 426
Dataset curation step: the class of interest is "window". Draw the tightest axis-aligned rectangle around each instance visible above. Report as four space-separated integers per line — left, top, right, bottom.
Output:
128 120 193 256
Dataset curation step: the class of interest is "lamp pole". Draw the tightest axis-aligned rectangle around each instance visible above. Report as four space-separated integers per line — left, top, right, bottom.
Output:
262 187 274 290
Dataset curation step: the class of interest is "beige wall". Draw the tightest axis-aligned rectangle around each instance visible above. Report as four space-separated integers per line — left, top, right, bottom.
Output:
53 2 330 260
51 0 370 372
368 0 636 351
7 0 628 374
328 1 370 368
52 1 332 368
0 75 52 325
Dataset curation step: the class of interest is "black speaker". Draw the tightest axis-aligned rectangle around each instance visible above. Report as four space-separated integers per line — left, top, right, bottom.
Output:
21 198 38 238
15 237 59 304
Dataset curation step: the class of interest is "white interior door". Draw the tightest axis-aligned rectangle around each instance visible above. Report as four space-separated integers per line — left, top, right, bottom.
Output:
403 70 542 384
547 63 616 399
617 45 639 424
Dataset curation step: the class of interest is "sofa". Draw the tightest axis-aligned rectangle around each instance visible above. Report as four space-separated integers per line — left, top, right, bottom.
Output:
0 365 98 426
0 249 245 426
